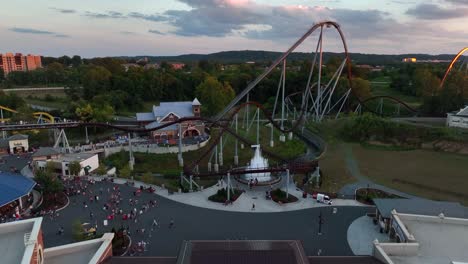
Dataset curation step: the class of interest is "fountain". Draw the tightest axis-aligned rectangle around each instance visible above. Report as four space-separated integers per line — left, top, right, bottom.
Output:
242 145 273 183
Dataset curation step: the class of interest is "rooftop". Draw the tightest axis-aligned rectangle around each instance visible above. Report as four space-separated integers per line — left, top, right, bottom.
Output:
0 218 42 264
136 98 201 122
373 198 468 219
8 134 29 141
0 172 36 207
32 147 61 158
44 233 114 264
177 240 309 264
390 213 468 264
455 106 468 116
57 152 97 163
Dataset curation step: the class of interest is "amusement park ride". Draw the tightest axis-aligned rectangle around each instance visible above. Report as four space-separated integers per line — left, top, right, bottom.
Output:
0 21 466 192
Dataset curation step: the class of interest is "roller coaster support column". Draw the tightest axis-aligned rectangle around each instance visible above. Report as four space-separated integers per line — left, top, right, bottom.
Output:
53 129 71 153
280 60 286 142
286 169 290 199
245 93 250 131
270 123 274 147
256 108 260 145
234 114 239 165
315 166 321 188
219 136 224 166
227 172 231 201
214 144 219 173
0 108 5 139
178 124 183 167
316 26 324 121
128 133 135 171
189 175 193 192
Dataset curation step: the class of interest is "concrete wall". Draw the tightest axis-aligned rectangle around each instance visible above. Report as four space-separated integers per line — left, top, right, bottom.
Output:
373 243 395 264
378 242 419 256
103 138 210 157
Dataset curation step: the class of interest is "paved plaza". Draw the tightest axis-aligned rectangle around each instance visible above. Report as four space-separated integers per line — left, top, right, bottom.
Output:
347 216 388 255
41 179 373 257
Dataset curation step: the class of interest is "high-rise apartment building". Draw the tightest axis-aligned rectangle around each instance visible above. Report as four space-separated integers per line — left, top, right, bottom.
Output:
0 52 42 75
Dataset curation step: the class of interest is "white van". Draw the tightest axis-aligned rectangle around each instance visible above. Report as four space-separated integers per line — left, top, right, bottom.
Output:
316 193 332 205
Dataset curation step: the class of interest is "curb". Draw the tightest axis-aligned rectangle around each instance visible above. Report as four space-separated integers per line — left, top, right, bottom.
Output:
121 234 132 256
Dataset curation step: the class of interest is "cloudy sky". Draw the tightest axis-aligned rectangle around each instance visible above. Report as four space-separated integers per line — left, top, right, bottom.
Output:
1 0 467 57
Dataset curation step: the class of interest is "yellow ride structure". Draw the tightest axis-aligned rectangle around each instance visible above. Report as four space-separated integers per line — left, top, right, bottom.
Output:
0 105 55 124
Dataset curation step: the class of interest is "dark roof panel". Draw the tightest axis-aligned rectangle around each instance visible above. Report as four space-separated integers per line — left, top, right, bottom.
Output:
177 240 309 264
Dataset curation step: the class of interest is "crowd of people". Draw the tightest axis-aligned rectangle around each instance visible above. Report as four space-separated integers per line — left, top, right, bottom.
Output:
54 177 174 255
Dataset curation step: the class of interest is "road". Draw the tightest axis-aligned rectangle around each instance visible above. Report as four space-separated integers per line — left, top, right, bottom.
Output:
41 181 372 257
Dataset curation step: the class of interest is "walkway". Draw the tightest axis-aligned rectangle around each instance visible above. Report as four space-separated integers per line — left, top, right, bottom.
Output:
347 216 388 255
89 176 365 213
337 144 424 200
41 179 372 257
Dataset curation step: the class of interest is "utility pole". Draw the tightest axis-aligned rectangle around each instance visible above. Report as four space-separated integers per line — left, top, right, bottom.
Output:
234 114 239 165
280 60 286 142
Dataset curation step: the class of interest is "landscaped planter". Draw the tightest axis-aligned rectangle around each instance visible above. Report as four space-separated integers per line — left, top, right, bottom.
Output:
270 188 298 204
208 188 243 203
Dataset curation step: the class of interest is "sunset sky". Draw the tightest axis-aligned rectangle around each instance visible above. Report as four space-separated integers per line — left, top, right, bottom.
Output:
1 0 467 57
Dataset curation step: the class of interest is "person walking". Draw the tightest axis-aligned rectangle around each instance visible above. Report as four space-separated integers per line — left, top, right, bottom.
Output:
152 218 159 229
57 226 64 235
251 203 255 211
169 219 174 229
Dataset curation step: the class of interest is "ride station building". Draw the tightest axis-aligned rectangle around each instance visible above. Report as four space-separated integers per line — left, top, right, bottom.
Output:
136 99 205 143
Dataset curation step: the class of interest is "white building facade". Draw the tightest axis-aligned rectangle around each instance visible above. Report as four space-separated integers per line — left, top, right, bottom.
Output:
447 106 468 129
35 152 99 177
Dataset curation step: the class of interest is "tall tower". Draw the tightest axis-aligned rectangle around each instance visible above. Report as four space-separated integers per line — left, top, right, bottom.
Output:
192 98 201 117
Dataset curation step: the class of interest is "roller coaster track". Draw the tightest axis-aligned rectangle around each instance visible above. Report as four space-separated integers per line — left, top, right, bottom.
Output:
440 47 468 89
0 105 55 123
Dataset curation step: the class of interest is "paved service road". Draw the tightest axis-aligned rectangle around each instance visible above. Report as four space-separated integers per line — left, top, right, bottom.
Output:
41 181 372 257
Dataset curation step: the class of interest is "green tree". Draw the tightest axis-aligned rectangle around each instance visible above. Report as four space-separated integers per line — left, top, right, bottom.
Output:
72 219 85 241
119 165 131 179
195 76 235 116
96 163 107 176
34 164 63 195
75 104 94 122
142 171 152 184
413 68 440 97
81 66 112 99
68 161 82 177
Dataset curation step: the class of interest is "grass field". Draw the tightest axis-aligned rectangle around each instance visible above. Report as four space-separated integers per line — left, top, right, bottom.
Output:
105 125 307 177
295 142 356 194
352 144 468 205
370 76 422 109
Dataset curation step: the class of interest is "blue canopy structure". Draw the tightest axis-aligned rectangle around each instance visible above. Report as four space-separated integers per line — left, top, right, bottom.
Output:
0 172 36 207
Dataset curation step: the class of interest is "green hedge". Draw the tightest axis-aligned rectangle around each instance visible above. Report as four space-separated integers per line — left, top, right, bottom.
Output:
208 188 243 203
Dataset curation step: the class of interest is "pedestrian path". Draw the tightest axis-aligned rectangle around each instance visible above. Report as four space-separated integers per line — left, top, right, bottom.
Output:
347 216 388 255
88 176 366 213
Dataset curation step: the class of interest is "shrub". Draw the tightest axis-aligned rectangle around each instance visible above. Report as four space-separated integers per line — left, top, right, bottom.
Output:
270 188 298 203
208 188 243 203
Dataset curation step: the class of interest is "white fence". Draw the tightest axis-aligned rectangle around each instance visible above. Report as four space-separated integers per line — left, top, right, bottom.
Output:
103 138 210 157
